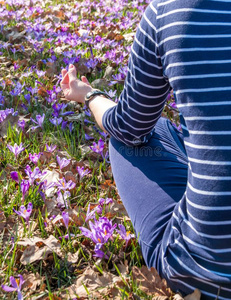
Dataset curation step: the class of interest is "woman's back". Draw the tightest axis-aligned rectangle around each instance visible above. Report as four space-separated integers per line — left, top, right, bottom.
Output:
152 1 231 298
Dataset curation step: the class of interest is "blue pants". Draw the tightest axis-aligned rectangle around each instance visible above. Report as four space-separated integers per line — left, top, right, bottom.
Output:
109 117 188 267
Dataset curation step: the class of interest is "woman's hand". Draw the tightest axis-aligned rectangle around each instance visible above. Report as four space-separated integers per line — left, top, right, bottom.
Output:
60 64 93 103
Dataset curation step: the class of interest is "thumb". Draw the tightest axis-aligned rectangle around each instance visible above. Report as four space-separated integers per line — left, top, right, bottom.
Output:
68 64 77 80
81 76 90 86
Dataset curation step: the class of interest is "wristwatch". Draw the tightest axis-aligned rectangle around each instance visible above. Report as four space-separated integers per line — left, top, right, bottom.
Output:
85 89 111 109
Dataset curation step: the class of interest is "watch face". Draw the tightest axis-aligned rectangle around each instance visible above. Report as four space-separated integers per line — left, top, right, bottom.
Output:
86 91 93 100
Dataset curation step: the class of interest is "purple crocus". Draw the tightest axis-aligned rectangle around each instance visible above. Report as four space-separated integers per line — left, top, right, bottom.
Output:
7 143 25 159
36 70 46 77
1 274 24 300
49 116 63 126
45 144 56 152
85 204 97 222
10 171 19 183
31 113 45 130
80 217 117 257
84 133 94 140
18 120 25 131
77 166 91 180
29 152 41 165
20 180 30 201
94 243 108 259
62 211 69 229
90 138 104 154
24 165 46 185
56 178 76 191
56 155 70 170
57 190 70 209
13 202 33 226
98 198 113 206
116 224 135 246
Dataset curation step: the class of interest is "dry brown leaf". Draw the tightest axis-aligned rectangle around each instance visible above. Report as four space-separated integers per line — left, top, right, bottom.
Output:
152 296 168 300
91 78 109 90
40 151 52 164
105 201 128 218
75 58 91 75
22 272 42 292
132 266 172 297
61 266 125 299
184 289 201 300
18 235 63 265
46 61 58 78
64 171 78 184
38 86 48 97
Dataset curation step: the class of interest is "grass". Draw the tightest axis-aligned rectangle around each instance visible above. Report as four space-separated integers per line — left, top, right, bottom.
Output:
0 0 180 299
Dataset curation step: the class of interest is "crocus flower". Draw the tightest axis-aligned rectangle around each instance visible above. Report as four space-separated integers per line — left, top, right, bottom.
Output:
31 113 45 130
62 211 69 229
80 217 116 258
69 122 73 133
56 178 76 191
84 133 94 140
18 120 25 131
56 155 70 170
24 165 46 185
20 180 30 200
29 152 41 165
1 274 24 300
0 108 15 123
116 224 135 246
36 70 46 77
45 144 56 152
57 190 70 209
13 202 33 226
98 198 113 206
10 171 19 183
90 138 104 154
85 204 97 222
49 116 63 126
80 217 117 247
7 143 25 158
9 82 23 97
77 166 91 180
61 120 68 130
94 243 108 259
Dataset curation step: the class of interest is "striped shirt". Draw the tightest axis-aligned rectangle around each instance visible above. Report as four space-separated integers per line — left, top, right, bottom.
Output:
102 0 231 299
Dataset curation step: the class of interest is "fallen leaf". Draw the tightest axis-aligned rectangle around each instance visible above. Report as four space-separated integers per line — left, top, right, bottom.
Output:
46 61 58 78
75 58 91 75
38 86 48 97
61 266 126 299
132 266 172 297
18 235 63 265
22 272 42 292
91 78 109 90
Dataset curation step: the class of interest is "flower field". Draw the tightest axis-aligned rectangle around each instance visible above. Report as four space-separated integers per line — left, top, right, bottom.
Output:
0 0 185 299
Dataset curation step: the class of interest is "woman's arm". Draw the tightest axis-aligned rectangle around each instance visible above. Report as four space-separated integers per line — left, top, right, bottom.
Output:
60 65 116 131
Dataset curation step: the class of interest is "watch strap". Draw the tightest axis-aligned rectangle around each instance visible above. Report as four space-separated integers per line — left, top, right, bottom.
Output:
85 90 111 109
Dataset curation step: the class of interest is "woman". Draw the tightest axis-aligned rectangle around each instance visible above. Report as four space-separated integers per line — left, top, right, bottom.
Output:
61 0 231 299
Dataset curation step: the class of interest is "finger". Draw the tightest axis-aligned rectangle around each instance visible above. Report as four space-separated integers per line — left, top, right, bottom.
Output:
60 71 69 85
61 69 67 78
81 76 90 86
68 64 77 81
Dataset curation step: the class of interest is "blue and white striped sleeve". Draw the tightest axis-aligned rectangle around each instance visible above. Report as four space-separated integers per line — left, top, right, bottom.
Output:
102 1 171 146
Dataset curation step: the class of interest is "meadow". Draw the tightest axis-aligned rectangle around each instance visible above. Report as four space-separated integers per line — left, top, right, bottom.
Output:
0 0 186 299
